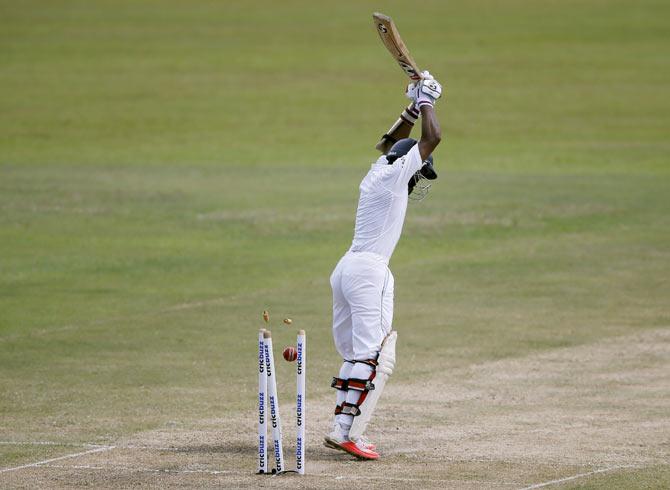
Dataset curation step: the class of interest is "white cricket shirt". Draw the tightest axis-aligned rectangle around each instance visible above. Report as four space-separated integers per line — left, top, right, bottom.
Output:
348 144 423 263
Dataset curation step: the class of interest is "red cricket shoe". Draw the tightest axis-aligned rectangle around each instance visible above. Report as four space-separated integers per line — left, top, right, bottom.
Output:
324 435 376 452
338 440 380 460
360 436 376 451
323 434 379 460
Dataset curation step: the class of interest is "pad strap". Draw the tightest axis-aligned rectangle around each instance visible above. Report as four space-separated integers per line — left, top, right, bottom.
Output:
347 378 375 392
341 402 361 416
332 377 375 391
332 359 376 391
331 377 348 391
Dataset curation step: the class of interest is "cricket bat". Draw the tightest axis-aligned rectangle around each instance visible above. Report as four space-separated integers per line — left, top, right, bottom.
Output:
372 12 423 81
372 12 424 152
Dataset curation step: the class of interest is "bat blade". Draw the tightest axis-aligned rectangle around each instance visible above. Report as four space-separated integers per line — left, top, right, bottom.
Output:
372 12 422 81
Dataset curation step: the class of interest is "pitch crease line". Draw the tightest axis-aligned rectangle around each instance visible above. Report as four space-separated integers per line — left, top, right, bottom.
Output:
0 441 106 448
328 473 518 485
41 464 233 475
0 446 115 474
519 464 640 490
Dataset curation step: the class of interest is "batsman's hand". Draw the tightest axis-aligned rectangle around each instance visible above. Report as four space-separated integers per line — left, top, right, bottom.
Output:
406 71 443 108
405 71 433 100
415 77 443 108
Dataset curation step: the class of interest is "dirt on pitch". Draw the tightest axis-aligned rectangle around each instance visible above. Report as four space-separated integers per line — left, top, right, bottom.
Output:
2 328 668 489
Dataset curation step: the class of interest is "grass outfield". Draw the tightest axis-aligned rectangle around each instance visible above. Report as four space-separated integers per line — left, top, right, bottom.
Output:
1 0 669 488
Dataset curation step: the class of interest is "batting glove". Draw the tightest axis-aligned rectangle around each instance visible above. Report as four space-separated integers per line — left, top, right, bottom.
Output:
405 71 434 101
415 78 442 109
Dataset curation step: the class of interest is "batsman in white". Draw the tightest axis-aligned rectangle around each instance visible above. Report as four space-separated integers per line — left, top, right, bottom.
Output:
324 72 443 460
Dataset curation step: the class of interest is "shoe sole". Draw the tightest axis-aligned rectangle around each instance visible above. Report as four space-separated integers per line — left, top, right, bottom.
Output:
323 436 346 452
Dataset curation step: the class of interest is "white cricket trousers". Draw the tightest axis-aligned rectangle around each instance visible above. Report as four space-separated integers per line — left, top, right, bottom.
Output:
330 251 394 361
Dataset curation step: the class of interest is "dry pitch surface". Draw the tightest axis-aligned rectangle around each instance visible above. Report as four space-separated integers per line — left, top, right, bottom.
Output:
2 328 668 489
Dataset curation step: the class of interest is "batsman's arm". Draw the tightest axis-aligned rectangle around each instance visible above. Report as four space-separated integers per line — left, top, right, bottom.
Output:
417 104 441 161
375 103 420 154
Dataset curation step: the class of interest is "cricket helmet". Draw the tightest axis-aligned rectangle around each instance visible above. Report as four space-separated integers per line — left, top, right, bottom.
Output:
386 138 437 200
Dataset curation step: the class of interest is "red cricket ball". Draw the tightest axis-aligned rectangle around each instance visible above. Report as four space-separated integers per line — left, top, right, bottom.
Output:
283 346 297 362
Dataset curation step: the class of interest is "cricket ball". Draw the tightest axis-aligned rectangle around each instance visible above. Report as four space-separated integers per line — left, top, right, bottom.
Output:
283 318 292 325
283 346 297 362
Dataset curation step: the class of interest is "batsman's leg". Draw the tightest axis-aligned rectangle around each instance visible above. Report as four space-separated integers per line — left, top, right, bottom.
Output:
349 270 395 441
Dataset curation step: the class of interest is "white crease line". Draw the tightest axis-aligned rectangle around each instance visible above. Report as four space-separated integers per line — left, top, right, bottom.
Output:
325 473 518 485
42 464 232 475
0 441 106 448
0 441 184 451
519 464 641 489
114 444 182 451
0 446 115 474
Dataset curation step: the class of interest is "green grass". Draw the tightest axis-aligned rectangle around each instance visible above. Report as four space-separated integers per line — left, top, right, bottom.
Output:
1 0 669 486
